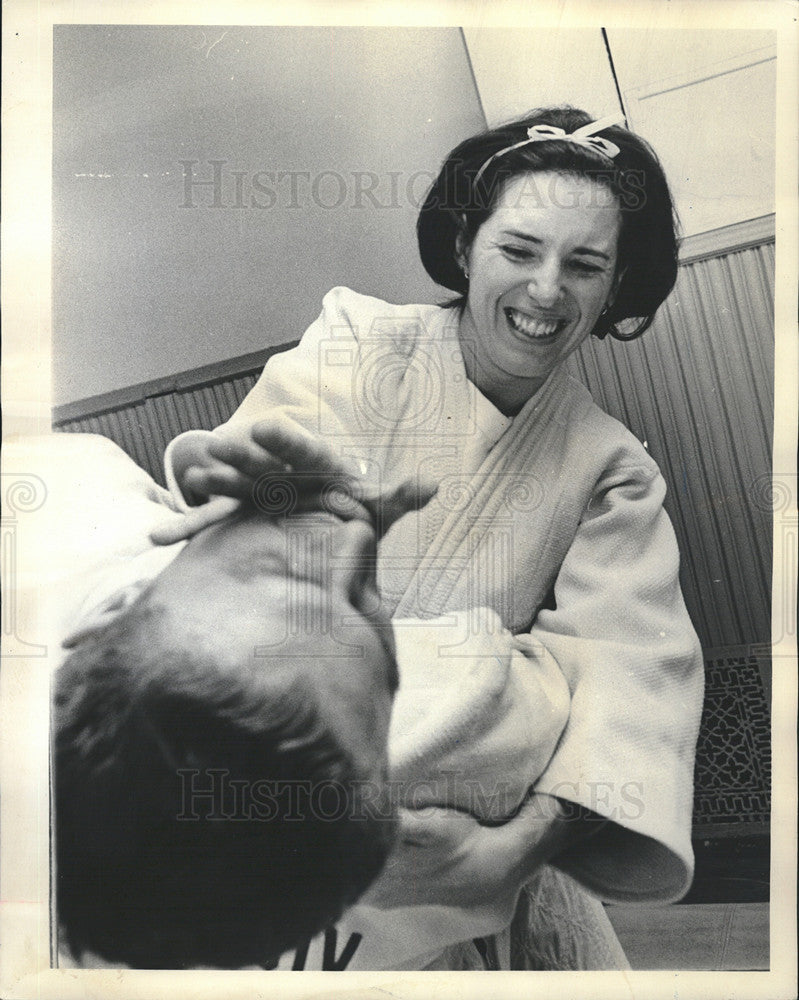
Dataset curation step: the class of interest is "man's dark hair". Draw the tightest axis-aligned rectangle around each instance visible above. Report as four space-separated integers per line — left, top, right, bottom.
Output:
54 595 396 969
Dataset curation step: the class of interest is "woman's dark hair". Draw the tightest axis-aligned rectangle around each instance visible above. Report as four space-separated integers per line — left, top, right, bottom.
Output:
417 106 679 341
54 598 396 969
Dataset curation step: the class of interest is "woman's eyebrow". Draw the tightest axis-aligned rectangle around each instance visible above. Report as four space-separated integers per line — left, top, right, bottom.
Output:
502 228 542 244
501 229 612 261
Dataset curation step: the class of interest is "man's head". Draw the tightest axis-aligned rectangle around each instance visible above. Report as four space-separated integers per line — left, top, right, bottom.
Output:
54 506 398 969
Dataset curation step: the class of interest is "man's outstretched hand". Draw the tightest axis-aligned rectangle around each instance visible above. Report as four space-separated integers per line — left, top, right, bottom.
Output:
151 416 436 545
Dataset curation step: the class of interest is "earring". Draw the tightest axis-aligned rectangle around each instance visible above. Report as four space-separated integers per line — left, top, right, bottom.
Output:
459 259 469 279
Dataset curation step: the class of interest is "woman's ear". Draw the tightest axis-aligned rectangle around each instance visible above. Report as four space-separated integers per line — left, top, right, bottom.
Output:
62 580 150 649
454 214 471 275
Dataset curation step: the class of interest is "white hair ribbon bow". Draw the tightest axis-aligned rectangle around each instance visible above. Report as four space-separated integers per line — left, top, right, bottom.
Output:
524 116 622 159
473 111 625 186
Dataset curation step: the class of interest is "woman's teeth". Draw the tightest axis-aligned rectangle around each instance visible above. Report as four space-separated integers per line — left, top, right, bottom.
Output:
506 307 562 339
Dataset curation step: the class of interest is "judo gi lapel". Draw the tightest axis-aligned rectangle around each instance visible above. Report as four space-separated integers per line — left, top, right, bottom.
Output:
392 365 585 632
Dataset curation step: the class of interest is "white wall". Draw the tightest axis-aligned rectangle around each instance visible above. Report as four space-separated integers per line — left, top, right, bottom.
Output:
461 28 620 124
53 26 484 404
608 29 776 235
463 28 776 237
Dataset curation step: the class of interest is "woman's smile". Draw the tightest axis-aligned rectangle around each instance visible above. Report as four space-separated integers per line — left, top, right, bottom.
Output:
504 306 567 342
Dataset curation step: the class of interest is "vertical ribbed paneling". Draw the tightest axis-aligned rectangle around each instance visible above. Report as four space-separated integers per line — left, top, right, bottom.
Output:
55 373 260 487
568 240 774 650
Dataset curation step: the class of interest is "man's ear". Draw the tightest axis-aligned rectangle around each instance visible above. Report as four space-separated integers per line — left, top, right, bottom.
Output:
62 580 150 649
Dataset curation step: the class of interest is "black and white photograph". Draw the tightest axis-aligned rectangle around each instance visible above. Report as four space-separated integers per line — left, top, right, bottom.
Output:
1 2 796 997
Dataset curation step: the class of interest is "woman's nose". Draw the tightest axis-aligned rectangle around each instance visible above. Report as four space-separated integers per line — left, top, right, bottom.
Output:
526 261 562 308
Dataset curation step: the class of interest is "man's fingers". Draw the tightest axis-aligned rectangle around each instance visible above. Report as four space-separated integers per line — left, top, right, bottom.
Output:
149 519 196 546
250 418 359 477
206 437 285 481
206 418 439 534
184 464 255 501
372 474 439 532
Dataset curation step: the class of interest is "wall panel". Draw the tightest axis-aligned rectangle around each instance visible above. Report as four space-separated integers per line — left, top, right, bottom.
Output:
568 229 774 651
55 370 262 488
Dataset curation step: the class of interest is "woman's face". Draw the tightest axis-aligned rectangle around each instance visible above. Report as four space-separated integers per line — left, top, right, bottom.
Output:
458 170 621 413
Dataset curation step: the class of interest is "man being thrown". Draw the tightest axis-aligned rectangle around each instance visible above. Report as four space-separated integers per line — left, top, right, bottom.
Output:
47 419 570 970
54 426 402 969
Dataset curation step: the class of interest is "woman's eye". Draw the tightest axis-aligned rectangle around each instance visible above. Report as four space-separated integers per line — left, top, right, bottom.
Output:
500 245 533 261
568 259 605 275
